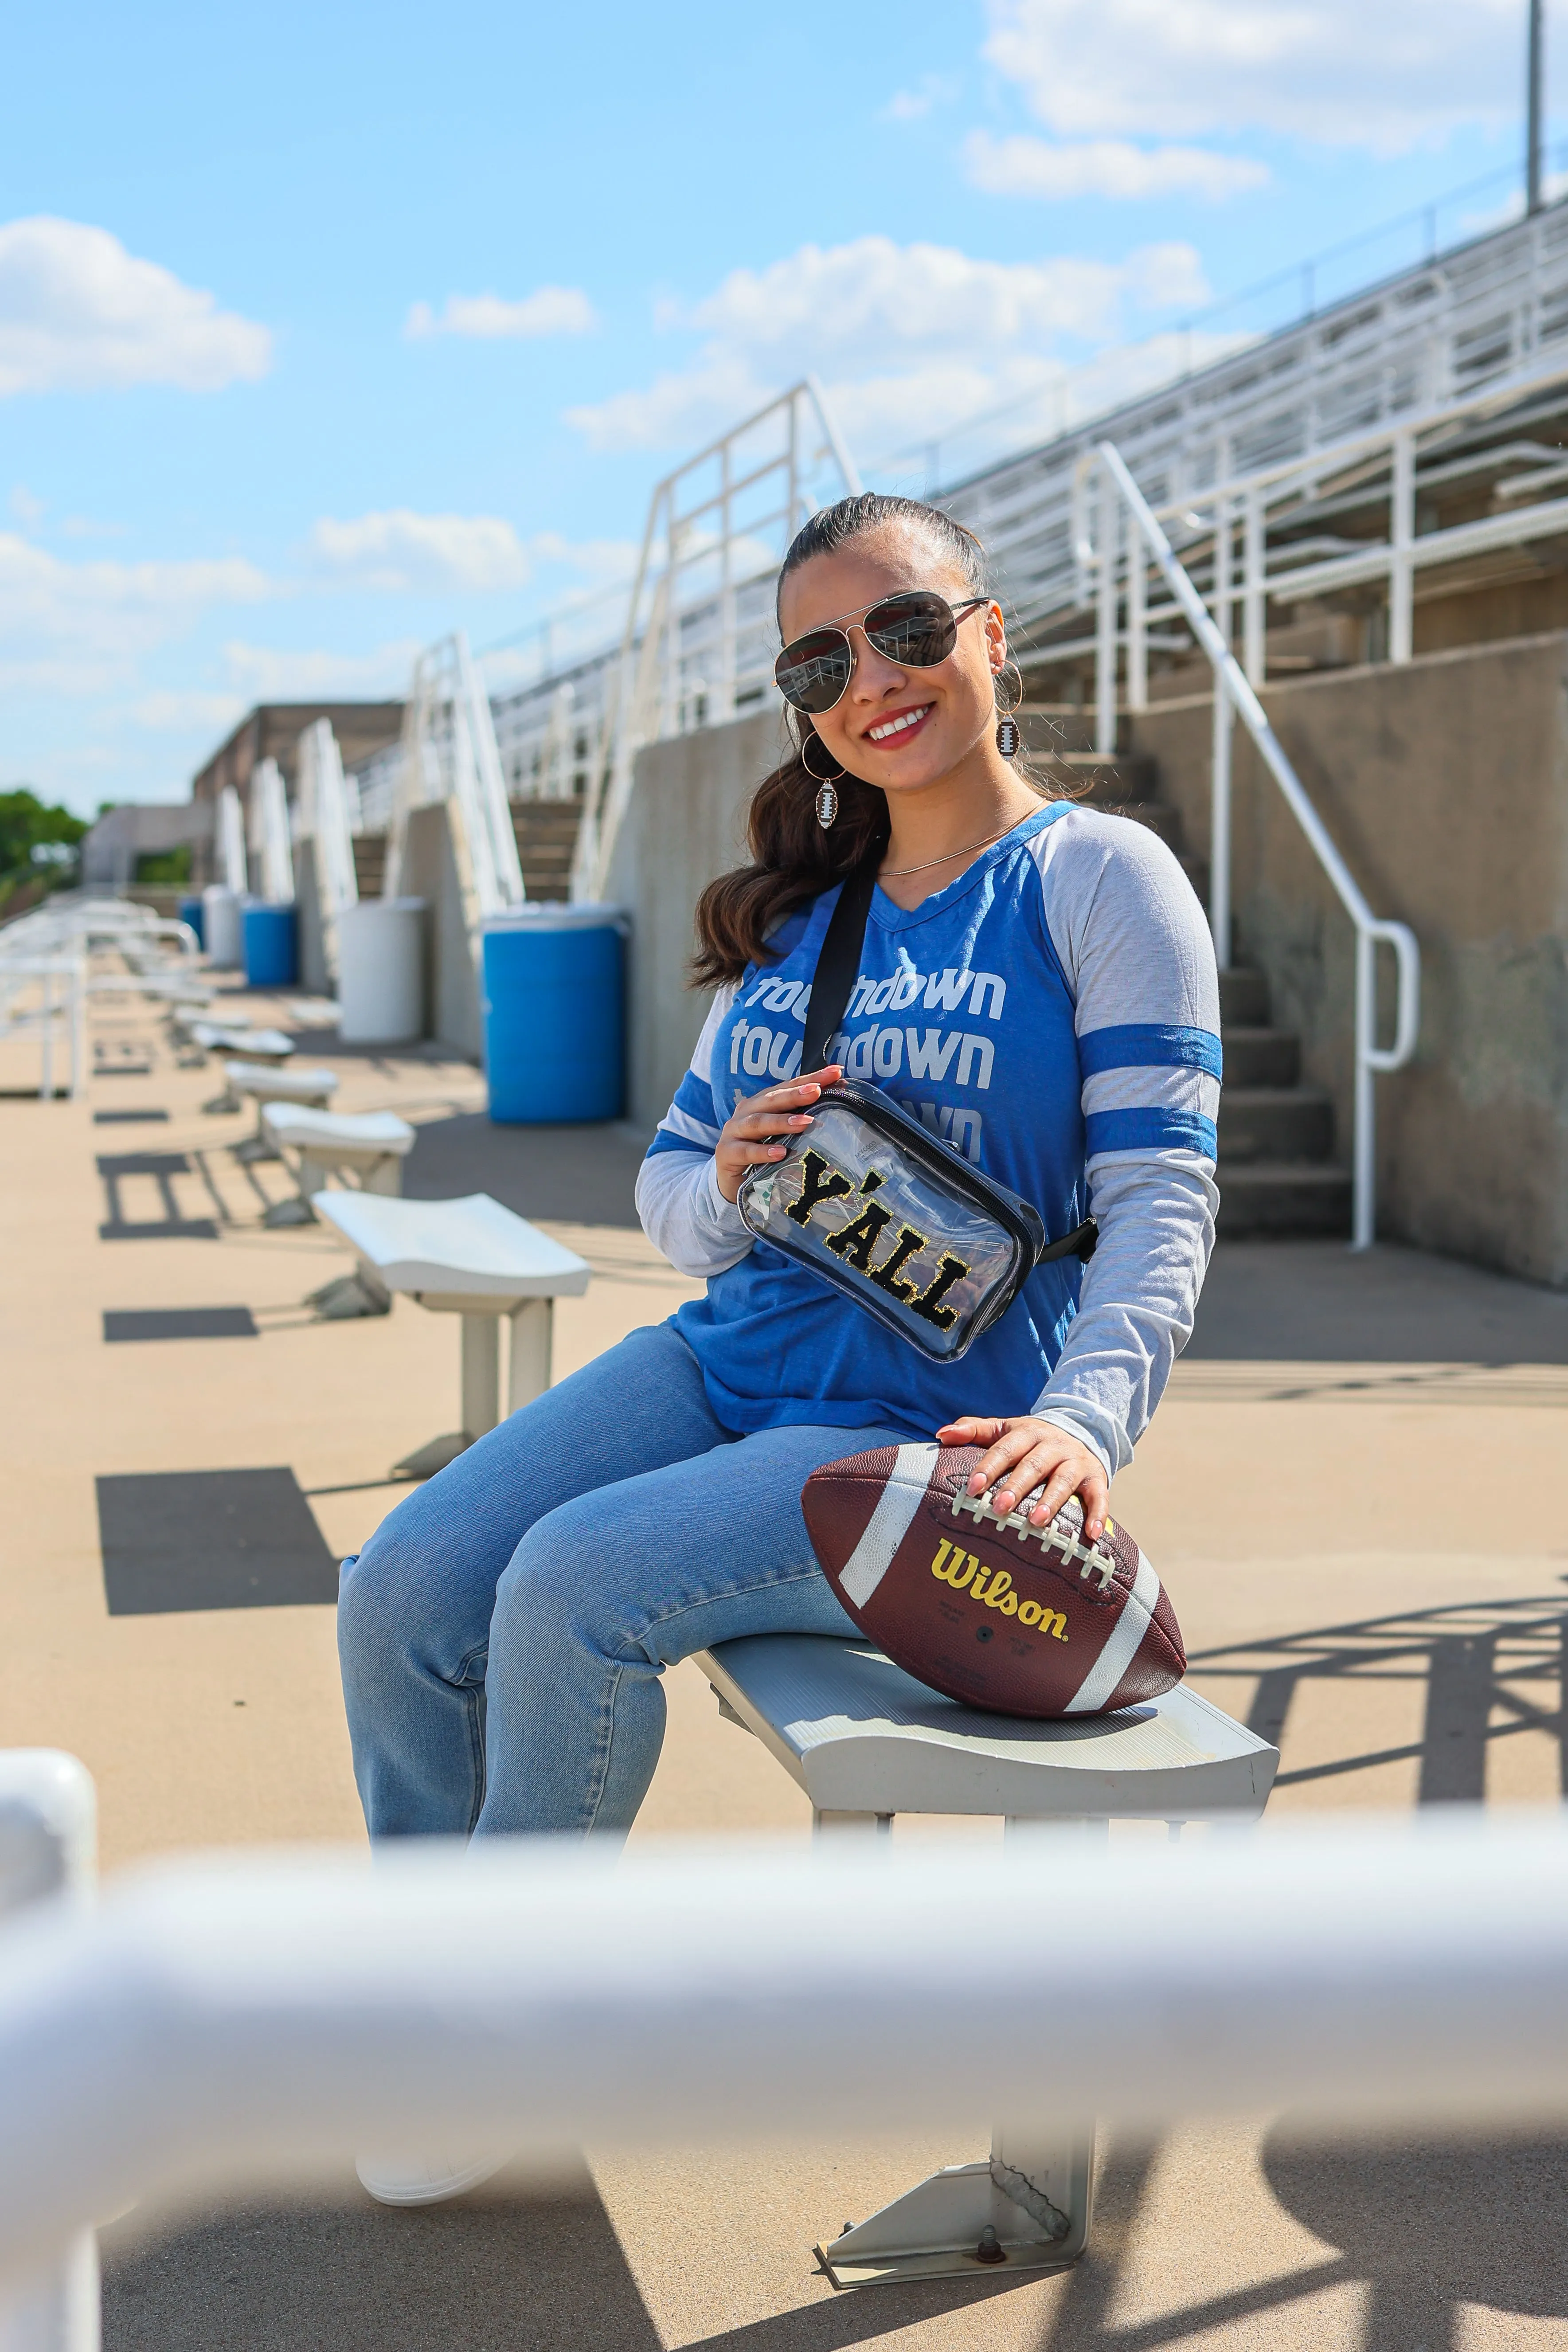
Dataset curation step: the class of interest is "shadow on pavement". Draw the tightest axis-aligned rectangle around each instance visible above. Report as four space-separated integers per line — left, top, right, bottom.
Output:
1190 1239 1568 1364
99 2172 1028 2352
1193 1593 1568 1800
403 1115 650 1229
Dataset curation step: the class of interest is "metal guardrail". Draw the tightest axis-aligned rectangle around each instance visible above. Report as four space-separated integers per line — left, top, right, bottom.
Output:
1088 440 1421 1252
8 1805 1568 2329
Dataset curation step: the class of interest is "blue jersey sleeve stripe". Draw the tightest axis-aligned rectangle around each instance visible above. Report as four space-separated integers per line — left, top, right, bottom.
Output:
671 1068 721 1124
1078 1022 1223 1081
1086 1106 1218 1159
645 1128 712 1160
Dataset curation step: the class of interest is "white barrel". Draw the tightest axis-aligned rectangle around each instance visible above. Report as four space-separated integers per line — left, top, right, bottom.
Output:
337 900 426 1043
202 885 243 971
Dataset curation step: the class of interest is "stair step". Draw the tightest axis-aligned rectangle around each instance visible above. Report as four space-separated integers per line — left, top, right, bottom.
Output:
351 832 388 900
512 800 584 903
1223 1026 1301 1087
1216 1161 1353 1238
1219 967 1270 1026
1219 1086 1335 1164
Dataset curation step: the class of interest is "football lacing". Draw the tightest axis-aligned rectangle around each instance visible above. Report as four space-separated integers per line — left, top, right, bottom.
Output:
950 1487 1118 1591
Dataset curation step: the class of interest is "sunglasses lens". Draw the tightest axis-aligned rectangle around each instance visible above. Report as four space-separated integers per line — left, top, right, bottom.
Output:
775 630 852 712
865 592 957 669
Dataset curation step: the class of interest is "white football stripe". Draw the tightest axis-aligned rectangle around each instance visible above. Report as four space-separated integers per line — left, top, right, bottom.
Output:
837 1444 938 1609
1063 1548 1161 1714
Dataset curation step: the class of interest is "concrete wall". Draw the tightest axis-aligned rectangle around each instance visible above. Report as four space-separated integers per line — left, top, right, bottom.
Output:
80 802 212 890
606 707 786 1129
1133 631 1568 1285
399 801 481 1057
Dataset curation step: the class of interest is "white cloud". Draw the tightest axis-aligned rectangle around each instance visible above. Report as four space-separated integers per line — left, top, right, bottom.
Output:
881 75 960 122
405 286 596 340
568 233 1208 455
220 640 424 701
308 509 533 593
964 129 1269 200
0 532 271 690
9 484 44 526
982 0 1524 154
0 217 271 396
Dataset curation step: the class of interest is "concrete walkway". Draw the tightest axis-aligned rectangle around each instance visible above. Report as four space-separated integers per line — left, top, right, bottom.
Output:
4 982 1568 2349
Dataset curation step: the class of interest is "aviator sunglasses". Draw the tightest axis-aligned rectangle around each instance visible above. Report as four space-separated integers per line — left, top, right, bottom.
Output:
774 589 987 715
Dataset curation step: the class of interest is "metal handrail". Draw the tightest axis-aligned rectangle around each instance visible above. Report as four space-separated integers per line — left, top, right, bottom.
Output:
8 1814 1568 2314
1091 439 1420 1251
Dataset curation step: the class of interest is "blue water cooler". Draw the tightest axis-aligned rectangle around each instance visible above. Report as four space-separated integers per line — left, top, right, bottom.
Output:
482 906 627 1123
242 903 298 989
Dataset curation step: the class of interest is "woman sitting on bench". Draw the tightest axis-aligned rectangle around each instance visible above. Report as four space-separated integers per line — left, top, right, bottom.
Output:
338 492 1220 1852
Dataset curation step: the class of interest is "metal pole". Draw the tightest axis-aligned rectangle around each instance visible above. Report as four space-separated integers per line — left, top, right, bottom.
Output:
1127 532 1147 714
1353 929 1376 1249
1095 465 1118 755
1389 429 1416 664
1243 487 1266 687
39 971 53 1104
1529 0 1545 215
1210 678 1232 972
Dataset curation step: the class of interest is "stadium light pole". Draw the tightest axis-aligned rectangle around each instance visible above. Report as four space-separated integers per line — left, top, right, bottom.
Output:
1528 0 1545 215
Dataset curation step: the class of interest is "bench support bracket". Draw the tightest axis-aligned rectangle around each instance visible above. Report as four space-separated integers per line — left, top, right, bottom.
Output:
814 2121 1094 2290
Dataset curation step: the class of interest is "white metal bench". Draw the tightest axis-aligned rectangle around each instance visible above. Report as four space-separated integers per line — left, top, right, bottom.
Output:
192 1021 294 1062
260 1106 415 1225
311 1191 590 1478
223 1062 340 1161
696 1632 1278 2291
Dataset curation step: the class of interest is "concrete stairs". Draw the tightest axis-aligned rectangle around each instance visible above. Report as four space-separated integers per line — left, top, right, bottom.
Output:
1025 720 1352 1237
511 800 582 903
1216 967 1351 1237
351 832 388 899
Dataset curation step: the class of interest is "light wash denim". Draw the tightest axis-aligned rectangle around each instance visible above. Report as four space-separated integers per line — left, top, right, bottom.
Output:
337 1321 905 1839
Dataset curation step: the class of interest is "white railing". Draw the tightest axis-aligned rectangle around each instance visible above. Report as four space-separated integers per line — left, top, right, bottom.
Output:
294 720 359 982
1086 440 1421 1252
948 192 1568 638
0 958 85 1101
384 632 525 916
571 378 860 900
246 758 294 905
9 1804 1568 2334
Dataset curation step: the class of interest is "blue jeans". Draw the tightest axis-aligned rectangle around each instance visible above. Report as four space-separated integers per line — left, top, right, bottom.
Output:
337 1321 904 1839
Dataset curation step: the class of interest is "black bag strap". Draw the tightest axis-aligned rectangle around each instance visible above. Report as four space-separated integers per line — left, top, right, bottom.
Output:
801 854 878 1072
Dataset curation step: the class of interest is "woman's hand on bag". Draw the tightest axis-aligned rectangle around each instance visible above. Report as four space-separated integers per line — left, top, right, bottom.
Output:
935 1413 1109 1543
714 1064 842 1204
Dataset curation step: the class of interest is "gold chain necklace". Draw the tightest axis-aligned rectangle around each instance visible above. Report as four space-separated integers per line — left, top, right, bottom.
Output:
878 825 1012 880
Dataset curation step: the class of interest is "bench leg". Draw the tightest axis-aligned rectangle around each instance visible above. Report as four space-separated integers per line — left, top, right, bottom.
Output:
815 1812 1099 2289
460 1313 501 1440
811 1810 892 1839
363 1154 402 1198
507 1299 553 1416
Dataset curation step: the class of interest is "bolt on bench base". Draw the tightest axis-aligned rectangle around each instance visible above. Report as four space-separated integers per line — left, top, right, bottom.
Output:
815 2127 1093 2290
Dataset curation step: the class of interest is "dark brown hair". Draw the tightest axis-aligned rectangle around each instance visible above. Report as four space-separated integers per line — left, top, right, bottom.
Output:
691 493 1021 988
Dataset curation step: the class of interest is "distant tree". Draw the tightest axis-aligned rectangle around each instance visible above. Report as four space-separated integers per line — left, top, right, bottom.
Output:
0 787 89 904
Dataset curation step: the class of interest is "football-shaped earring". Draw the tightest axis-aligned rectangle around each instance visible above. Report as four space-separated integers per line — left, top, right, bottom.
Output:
995 716 1020 759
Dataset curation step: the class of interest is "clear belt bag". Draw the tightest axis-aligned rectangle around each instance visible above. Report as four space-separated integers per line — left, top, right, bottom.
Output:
737 854 1097 1362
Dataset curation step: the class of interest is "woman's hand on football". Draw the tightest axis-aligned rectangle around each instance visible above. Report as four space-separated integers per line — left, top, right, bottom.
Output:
935 1413 1109 1543
713 1064 842 1204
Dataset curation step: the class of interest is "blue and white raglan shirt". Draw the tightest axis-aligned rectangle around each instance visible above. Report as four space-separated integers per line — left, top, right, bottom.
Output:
635 802 1220 1474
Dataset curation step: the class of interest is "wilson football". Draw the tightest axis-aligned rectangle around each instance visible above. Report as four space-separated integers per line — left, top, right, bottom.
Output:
802 1441 1184 1719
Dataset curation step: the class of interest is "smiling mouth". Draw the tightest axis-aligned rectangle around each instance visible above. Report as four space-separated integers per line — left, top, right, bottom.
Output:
866 703 933 745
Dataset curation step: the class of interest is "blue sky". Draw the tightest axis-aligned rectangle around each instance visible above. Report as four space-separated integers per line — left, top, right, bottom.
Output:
0 0 1556 814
